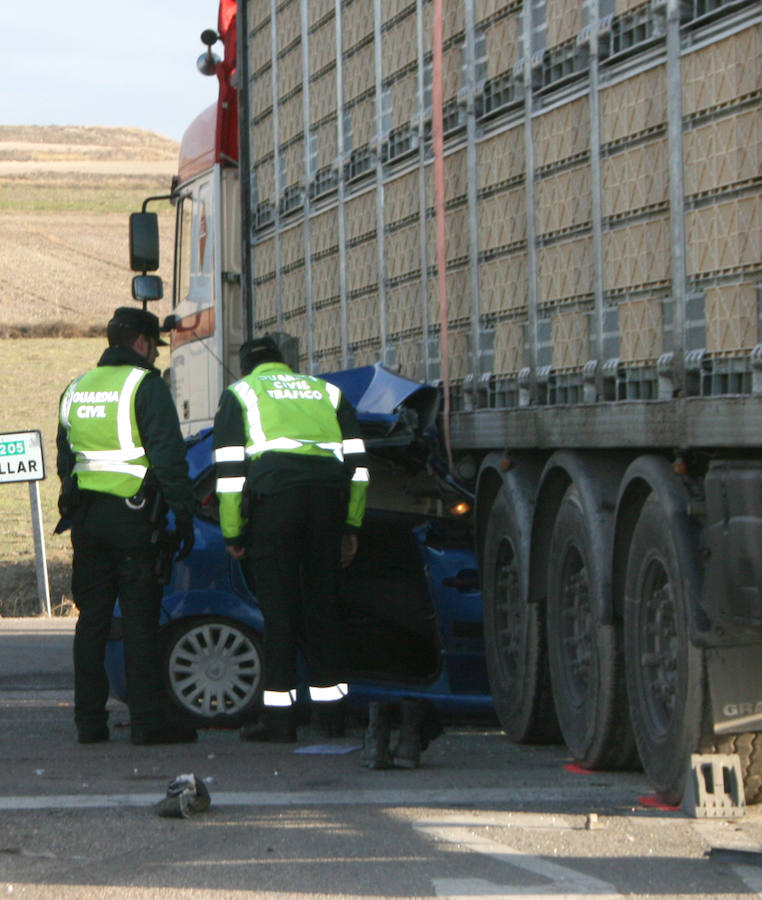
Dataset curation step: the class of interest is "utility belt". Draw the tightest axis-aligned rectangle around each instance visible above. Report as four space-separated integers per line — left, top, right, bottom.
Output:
80 484 159 516
105 481 175 583
78 480 161 519
55 482 150 533
124 481 157 513
240 453 346 514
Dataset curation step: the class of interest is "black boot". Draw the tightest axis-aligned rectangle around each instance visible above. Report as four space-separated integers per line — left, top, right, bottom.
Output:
240 707 297 743
361 701 392 769
392 699 422 769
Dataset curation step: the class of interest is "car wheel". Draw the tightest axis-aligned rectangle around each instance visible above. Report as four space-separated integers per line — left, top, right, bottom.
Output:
161 616 263 728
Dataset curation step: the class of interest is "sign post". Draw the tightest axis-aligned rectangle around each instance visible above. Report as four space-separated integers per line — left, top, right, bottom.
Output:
0 430 50 616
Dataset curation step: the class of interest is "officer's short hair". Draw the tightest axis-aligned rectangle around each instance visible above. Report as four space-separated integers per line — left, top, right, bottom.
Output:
239 336 283 375
107 306 168 348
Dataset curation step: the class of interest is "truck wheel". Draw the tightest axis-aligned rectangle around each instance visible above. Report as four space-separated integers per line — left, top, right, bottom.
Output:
706 729 762 804
482 491 558 743
161 617 263 728
624 494 704 803
547 484 636 769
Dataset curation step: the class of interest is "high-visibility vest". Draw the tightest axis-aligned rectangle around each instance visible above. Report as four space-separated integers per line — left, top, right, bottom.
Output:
60 365 150 498
233 366 345 465
215 363 368 538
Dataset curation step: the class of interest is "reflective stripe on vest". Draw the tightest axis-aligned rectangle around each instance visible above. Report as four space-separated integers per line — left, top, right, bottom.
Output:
60 366 150 497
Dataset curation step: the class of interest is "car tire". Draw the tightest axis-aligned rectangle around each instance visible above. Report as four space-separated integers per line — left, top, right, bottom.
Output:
161 616 263 728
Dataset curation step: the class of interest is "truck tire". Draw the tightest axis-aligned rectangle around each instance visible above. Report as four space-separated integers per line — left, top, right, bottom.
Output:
623 494 704 803
482 490 559 743
161 616 263 728
547 484 637 769
705 729 762 805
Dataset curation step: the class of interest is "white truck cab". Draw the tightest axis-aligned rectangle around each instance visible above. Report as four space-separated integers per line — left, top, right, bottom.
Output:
129 103 243 437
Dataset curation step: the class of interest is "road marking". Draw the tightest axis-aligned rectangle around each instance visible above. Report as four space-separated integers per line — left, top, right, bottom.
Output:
414 816 623 898
692 820 762 898
0 784 644 812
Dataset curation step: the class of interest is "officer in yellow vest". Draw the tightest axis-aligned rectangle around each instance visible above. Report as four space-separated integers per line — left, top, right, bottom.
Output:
57 307 197 745
213 336 369 742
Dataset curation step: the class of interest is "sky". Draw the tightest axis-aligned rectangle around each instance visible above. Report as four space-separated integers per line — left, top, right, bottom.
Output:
1 0 222 142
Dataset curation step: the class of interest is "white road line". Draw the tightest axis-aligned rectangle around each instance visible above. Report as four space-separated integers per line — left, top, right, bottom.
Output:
414 817 624 899
691 820 762 898
0 785 645 812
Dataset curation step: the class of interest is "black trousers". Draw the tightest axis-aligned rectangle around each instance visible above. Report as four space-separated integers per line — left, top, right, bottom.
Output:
70 493 163 732
245 484 347 696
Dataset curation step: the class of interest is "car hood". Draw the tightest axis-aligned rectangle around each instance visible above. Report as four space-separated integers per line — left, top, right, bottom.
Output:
321 363 439 450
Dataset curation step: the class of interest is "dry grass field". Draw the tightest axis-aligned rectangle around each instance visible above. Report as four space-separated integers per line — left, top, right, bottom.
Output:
1 337 108 616
0 126 182 615
0 125 179 334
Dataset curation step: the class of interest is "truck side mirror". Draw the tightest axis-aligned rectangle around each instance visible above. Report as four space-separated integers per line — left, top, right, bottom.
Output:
129 212 160 272
132 274 163 303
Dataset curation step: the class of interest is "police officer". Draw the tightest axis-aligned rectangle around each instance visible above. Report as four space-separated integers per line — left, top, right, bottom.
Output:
213 336 369 742
57 306 197 745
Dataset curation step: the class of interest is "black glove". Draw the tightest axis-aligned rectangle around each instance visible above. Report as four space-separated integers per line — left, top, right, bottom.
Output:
174 521 195 561
57 476 80 518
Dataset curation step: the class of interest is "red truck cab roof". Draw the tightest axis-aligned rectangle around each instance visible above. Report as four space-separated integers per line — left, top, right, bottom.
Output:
177 104 217 185
175 1 239 186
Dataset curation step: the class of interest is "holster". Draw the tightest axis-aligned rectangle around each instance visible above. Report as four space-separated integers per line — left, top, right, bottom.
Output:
57 475 80 519
146 486 177 585
54 476 81 534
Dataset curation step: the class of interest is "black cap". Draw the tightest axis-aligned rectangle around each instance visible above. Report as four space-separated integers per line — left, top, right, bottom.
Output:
239 335 283 372
108 306 168 346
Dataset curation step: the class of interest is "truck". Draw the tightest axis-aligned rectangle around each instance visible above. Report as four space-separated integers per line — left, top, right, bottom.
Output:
129 0 762 805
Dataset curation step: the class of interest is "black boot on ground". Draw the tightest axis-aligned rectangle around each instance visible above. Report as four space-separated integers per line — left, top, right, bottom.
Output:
391 699 422 769
360 701 392 769
240 707 297 743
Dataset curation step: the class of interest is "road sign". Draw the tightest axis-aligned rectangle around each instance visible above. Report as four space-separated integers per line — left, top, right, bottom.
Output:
0 430 50 614
0 430 45 483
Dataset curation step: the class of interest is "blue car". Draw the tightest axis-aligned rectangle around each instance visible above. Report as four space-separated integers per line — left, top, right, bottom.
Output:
105 364 493 728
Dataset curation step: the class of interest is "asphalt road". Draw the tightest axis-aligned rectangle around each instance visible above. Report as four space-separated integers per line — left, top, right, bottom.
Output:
1 616 762 899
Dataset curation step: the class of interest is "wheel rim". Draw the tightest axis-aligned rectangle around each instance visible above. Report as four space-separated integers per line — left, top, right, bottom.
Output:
494 535 524 684
557 543 591 705
167 622 262 719
638 556 677 736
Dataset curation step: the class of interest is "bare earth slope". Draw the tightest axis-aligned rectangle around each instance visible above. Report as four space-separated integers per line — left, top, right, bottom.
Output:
0 125 180 333
0 126 182 614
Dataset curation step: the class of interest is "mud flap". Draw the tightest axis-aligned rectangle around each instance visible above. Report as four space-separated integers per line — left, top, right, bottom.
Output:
707 645 762 735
